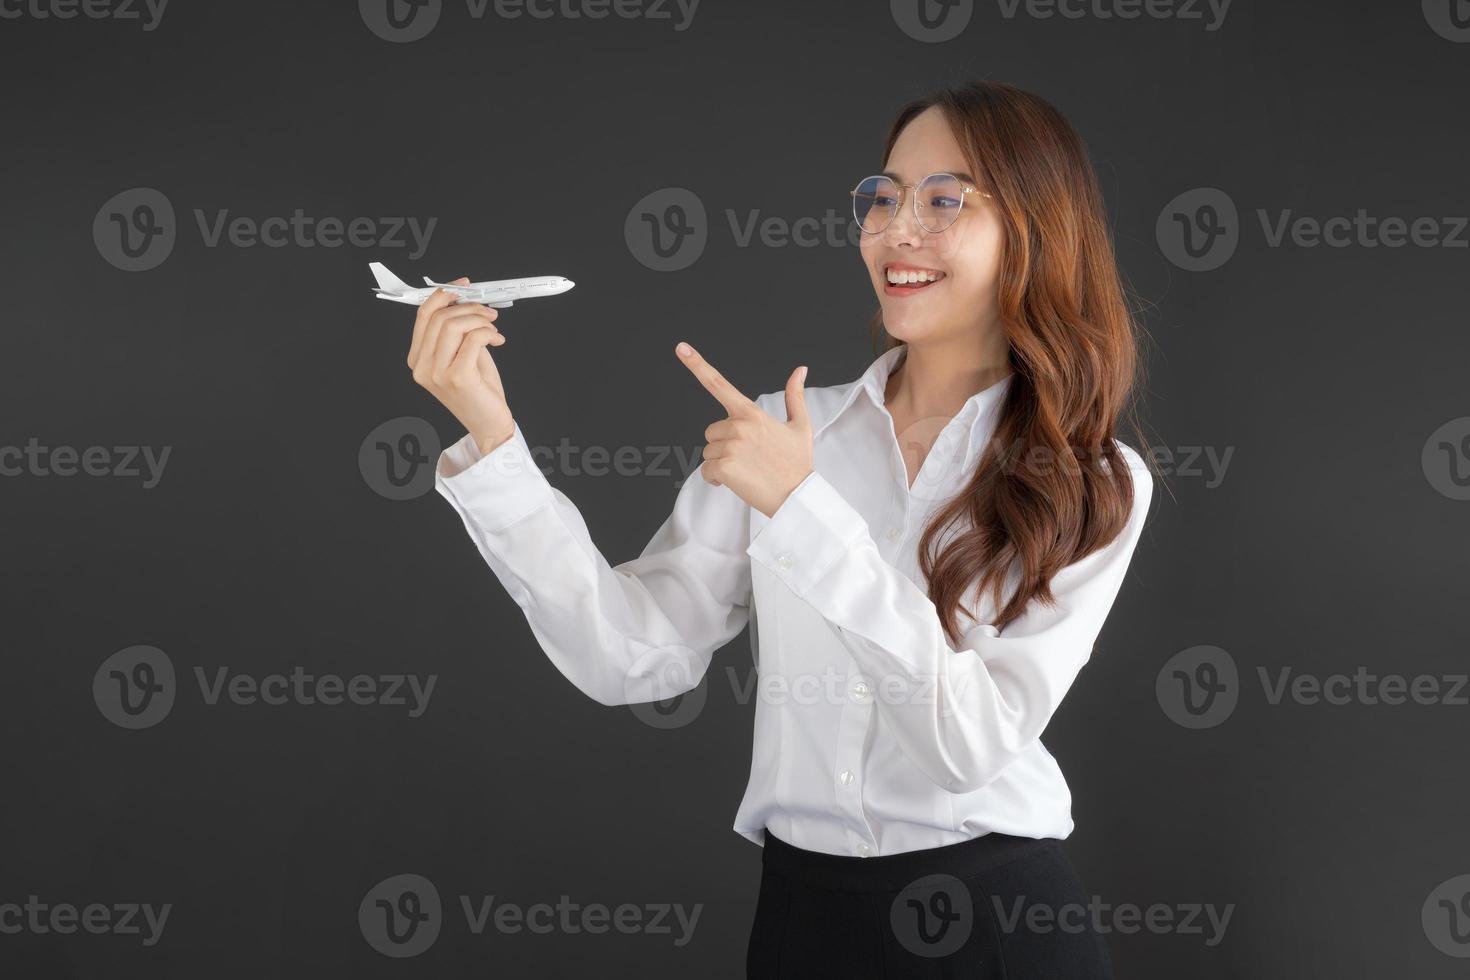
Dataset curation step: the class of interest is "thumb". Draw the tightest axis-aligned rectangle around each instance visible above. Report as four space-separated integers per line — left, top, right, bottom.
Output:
785 365 809 428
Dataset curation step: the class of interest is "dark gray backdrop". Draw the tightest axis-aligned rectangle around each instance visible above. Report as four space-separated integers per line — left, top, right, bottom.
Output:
4 0 1468 976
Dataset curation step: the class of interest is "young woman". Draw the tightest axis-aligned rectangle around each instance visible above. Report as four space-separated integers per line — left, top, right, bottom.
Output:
407 81 1152 978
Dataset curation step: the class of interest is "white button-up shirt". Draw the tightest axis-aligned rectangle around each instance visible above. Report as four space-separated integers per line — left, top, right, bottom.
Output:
434 344 1153 858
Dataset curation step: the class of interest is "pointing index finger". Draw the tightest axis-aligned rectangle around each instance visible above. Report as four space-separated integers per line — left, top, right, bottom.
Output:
677 342 756 416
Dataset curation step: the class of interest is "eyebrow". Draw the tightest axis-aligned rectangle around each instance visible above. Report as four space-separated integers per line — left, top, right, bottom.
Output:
881 170 980 185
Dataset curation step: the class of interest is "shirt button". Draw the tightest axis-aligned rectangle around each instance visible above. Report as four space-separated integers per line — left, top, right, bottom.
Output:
850 681 871 703
856 842 873 857
883 527 900 541
775 553 793 570
839 769 854 785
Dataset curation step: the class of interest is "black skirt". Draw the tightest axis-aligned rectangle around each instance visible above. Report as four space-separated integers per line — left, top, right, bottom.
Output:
746 829 1114 979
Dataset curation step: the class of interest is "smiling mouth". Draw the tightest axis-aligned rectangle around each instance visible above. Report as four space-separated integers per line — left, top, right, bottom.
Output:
884 265 947 293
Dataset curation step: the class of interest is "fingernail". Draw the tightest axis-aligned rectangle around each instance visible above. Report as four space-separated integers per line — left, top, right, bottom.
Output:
677 342 692 358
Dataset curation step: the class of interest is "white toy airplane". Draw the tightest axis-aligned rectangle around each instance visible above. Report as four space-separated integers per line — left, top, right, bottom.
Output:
369 262 574 308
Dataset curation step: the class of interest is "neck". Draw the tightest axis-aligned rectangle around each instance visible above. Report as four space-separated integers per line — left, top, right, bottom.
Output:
885 328 1011 418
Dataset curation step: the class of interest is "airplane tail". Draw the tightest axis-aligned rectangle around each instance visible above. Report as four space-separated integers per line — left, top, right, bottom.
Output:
369 262 411 293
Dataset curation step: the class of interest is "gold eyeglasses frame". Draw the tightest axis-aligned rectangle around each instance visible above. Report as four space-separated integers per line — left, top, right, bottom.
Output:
849 172 992 235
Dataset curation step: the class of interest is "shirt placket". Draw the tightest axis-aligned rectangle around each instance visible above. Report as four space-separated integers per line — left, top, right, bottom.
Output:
835 429 918 858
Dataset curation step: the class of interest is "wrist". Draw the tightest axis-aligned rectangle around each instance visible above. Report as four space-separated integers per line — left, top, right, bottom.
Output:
474 420 516 457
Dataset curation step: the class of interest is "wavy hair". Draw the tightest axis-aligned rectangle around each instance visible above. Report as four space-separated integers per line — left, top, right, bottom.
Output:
870 82 1147 642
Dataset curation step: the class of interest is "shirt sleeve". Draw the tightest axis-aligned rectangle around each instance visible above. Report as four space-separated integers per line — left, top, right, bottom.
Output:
746 441 1153 795
434 420 753 706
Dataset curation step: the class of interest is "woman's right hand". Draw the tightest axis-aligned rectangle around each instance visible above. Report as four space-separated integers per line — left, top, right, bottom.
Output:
407 279 516 455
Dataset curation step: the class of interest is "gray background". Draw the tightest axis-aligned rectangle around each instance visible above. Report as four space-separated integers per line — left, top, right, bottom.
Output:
4 0 1468 976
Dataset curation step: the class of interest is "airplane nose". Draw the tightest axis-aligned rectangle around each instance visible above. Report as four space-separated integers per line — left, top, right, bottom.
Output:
562 279 575 291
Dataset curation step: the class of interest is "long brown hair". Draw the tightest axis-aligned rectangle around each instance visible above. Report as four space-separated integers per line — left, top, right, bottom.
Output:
872 82 1147 643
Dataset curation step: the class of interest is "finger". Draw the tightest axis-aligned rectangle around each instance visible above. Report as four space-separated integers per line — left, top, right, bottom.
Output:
704 418 739 443
676 341 758 417
785 365 810 428
421 303 497 373
450 326 502 384
408 286 463 367
701 440 730 461
429 309 501 383
416 306 495 380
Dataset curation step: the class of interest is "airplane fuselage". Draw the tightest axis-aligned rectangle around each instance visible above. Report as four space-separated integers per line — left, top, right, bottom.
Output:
369 263 574 308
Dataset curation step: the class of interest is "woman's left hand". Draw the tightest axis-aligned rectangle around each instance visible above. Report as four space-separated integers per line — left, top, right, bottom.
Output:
677 341 814 518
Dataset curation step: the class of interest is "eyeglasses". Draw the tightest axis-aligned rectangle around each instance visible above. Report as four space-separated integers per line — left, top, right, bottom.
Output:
849 172 990 235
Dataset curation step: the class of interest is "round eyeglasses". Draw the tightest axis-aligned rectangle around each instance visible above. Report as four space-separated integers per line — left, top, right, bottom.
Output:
850 172 988 235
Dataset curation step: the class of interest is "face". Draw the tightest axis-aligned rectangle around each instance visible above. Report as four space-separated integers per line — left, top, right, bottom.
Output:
859 106 1005 344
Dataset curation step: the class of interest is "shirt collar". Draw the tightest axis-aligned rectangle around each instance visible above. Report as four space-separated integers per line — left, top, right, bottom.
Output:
814 344 1013 466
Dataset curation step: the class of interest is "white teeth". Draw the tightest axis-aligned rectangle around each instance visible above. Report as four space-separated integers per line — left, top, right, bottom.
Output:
886 268 942 284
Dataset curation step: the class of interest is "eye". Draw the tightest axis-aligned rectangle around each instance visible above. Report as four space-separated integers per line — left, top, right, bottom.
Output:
930 196 963 210
872 194 898 207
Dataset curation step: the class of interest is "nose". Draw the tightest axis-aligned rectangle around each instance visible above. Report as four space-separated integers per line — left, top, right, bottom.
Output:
561 278 575 291
881 196 925 246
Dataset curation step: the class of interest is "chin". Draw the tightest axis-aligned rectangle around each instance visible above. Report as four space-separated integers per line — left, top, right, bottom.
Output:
875 300 950 343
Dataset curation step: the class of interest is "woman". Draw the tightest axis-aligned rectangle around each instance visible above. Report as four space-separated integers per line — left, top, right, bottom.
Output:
408 81 1152 978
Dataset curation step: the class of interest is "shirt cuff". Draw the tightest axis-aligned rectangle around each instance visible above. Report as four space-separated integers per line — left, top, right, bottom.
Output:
746 470 870 597
434 421 554 532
